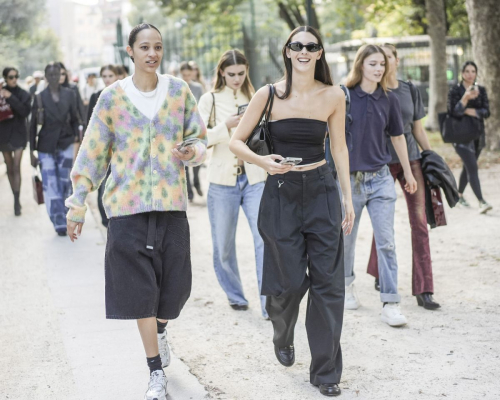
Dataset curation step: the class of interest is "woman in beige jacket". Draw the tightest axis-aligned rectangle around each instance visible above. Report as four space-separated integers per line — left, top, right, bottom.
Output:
198 50 268 318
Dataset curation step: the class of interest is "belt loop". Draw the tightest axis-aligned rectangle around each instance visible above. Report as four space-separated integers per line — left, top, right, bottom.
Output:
146 212 157 250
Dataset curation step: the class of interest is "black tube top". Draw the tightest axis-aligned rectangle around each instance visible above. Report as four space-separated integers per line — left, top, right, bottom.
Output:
269 118 327 165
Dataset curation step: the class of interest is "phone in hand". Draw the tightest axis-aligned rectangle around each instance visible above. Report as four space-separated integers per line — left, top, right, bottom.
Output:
470 85 477 91
279 157 302 166
176 138 199 152
237 104 248 115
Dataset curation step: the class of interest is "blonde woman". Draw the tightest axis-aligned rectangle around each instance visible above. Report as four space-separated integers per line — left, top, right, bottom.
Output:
198 50 268 318
343 44 417 326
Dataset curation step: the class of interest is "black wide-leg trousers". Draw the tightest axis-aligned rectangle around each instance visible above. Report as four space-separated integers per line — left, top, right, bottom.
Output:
258 164 345 385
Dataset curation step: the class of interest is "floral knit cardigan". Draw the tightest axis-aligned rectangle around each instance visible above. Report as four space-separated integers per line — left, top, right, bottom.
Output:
66 78 207 223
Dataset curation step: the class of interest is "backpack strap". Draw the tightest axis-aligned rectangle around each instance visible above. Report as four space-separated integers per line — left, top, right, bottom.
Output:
339 84 353 151
407 80 417 105
339 84 351 114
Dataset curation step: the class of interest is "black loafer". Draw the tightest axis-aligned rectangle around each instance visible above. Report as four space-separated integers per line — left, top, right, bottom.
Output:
230 304 248 311
319 383 341 396
274 345 295 367
416 293 441 310
374 278 380 291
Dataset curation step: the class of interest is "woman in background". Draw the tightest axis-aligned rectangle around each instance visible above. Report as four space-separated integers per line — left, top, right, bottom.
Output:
343 44 416 327
188 60 207 93
0 67 31 216
86 64 119 227
366 43 440 310
198 50 268 318
447 61 491 214
30 62 80 235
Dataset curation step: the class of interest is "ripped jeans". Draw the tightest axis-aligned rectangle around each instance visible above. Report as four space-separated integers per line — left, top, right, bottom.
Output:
344 165 400 303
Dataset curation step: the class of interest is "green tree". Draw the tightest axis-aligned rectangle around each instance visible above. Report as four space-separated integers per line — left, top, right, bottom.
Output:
0 0 61 77
466 0 500 149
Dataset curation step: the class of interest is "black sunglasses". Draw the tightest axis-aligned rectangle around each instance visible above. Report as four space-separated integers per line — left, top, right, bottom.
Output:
287 42 322 53
7 75 19 80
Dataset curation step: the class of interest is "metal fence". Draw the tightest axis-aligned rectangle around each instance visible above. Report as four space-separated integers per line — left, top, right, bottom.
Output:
142 32 472 104
324 35 473 107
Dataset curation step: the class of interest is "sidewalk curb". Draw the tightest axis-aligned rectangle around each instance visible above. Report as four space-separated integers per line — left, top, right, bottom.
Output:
87 195 209 400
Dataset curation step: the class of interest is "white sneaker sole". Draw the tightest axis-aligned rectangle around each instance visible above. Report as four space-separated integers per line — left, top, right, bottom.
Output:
479 205 492 214
381 315 407 327
144 391 167 400
344 302 360 310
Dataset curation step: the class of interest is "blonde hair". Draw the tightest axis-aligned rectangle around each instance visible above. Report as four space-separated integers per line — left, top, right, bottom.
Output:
346 44 389 92
212 49 255 101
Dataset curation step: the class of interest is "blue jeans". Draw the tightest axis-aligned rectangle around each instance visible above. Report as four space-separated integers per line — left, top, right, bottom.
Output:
38 144 74 233
343 165 400 303
207 174 267 316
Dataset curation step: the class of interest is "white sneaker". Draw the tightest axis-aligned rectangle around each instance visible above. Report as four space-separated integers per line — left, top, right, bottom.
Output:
344 284 360 310
479 201 493 214
381 303 407 327
144 370 167 400
157 331 171 368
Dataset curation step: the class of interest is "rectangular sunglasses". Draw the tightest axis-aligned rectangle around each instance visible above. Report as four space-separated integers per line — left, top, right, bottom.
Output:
287 42 322 53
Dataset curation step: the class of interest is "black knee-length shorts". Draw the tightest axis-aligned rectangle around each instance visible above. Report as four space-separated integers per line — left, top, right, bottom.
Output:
105 211 192 320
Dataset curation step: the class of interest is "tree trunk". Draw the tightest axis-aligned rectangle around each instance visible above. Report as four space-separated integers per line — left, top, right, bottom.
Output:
465 0 500 150
278 2 297 30
424 0 448 131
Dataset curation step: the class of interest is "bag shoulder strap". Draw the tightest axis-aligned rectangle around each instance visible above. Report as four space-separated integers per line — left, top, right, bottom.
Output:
209 92 216 127
256 84 273 127
264 84 275 125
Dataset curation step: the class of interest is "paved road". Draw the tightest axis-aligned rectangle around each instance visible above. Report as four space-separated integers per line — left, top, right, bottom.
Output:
0 156 207 400
2 154 500 400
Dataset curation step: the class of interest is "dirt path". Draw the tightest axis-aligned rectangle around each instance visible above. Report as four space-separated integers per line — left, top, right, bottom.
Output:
171 163 500 400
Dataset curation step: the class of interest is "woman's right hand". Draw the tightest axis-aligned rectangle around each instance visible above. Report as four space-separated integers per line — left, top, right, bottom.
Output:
462 86 479 102
30 152 39 168
67 220 84 242
225 114 241 130
258 154 294 175
342 199 355 235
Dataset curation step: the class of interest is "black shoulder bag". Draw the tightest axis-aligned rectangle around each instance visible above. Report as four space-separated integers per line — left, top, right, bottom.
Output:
438 113 481 144
245 84 274 156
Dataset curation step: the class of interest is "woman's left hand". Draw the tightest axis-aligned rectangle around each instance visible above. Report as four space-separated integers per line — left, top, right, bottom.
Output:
171 146 195 161
404 172 417 194
0 89 11 99
464 108 478 118
342 199 355 235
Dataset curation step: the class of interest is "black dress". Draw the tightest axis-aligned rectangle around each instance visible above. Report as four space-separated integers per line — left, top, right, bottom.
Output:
0 86 31 152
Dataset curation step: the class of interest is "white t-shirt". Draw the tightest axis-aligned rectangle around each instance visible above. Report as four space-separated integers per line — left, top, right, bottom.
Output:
119 73 170 120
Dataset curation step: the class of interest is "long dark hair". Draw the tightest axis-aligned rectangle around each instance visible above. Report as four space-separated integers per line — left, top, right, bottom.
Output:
462 60 477 73
212 49 255 101
56 61 70 86
278 26 332 100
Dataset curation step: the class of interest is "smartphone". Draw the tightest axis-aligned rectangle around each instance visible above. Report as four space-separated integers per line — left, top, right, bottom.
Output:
177 138 199 151
470 85 477 91
237 104 248 115
279 157 303 166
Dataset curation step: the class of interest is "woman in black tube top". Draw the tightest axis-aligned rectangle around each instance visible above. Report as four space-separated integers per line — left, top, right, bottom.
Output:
230 26 354 397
